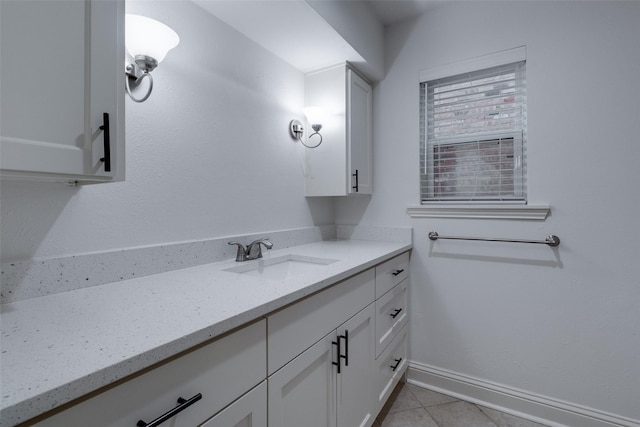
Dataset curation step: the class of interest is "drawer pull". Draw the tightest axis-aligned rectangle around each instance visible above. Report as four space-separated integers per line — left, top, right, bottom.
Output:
390 358 403 372
136 393 202 427
391 269 404 277
390 308 403 319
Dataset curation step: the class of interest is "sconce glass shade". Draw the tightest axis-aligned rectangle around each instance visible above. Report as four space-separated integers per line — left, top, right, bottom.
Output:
125 14 180 67
303 107 327 126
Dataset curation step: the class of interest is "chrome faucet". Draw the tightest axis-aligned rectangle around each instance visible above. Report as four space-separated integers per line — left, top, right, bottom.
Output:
247 238 273 259
228 238 273 262
227 241 248 262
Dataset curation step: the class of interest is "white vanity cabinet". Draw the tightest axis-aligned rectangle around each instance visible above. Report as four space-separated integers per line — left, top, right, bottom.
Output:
304 63 373 196
267 250 411 427
31 320 266 427
18 250 410 426
0 0 125 183
268 271 378 427
268 304 377 427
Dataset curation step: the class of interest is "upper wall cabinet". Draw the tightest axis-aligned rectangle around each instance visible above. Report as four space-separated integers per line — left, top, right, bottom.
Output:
0 0 125 184
304 64 373 197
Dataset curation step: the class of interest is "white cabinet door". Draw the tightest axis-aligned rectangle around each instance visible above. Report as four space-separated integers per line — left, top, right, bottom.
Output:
269 304 378 427
347 69 373 195
336 303 377 427
304 64 373 197
0 0 124 182
268 332 337 427
202 382 267 427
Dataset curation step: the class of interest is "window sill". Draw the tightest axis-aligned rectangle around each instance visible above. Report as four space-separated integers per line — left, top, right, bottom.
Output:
406 205 550 220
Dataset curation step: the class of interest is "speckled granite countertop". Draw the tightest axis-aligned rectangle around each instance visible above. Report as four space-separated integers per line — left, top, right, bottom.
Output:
0 239 411 425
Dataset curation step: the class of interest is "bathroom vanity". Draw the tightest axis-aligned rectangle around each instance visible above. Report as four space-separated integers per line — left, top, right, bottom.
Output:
0 239 411 427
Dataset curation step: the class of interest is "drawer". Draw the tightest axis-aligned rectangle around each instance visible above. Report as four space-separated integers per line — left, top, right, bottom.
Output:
375 279 408 357
201 381 267 427
268 268 375 375
375 323 408 413
375 252 409 298
33 320 266 427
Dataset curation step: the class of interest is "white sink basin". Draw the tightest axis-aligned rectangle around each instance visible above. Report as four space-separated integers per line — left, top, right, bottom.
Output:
224 254 338 281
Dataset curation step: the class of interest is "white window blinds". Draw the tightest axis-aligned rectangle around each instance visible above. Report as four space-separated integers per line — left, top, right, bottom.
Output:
420 61 527 203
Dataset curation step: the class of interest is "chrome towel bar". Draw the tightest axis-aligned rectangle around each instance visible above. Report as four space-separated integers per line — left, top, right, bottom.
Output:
428 231 560 247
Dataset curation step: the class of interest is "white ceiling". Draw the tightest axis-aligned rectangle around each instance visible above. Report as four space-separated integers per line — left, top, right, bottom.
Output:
365 0 442 26
193 0 441 78
194 0 365 73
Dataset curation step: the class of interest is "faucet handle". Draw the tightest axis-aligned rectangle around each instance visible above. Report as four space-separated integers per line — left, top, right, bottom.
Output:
228 241 247 262
246 238 273 260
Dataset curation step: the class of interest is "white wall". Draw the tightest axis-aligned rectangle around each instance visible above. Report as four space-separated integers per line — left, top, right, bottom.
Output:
307 0 385 81
336 1 640 422
0 0 333 261
2 0 638 422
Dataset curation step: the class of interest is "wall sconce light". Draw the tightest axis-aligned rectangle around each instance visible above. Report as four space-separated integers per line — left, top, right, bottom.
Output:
289 107 326 148
125 14 180 103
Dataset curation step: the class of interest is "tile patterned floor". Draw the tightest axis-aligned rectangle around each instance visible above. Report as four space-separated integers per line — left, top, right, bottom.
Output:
373 383 549 427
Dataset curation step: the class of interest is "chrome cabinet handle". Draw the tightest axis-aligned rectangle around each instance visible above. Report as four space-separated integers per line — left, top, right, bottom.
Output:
136 393 202 427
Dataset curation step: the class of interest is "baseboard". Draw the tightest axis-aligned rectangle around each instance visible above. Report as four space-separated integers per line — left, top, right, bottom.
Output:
407 362 638 427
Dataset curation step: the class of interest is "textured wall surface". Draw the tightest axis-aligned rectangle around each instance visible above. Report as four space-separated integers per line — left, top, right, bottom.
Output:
0 0 333 261
335 1 640 422
1 0 638 424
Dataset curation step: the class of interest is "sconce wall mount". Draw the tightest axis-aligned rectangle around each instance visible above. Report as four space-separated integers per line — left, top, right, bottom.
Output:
289 120 323 149
290 120 304 139
125 57 155 103
290 107 326 148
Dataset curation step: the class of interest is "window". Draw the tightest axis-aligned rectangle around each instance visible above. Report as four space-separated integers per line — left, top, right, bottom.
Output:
420 60 527 203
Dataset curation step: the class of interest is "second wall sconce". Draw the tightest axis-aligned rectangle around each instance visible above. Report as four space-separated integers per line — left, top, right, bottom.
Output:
289 107 326 148
125 14 180 103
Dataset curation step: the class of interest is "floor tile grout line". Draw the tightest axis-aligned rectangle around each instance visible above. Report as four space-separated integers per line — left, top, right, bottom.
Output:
473 403 500 427
380 383 550 427
422 405 443 427
405 383 500 427
406 382 443 426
